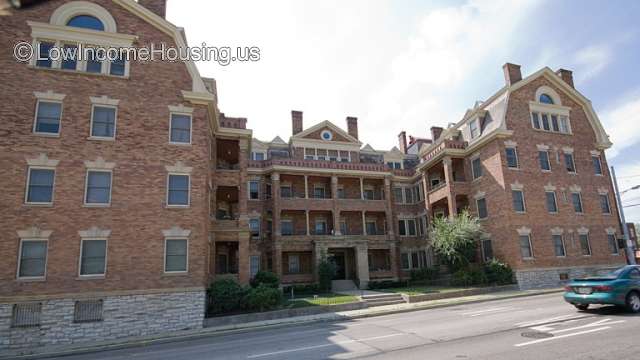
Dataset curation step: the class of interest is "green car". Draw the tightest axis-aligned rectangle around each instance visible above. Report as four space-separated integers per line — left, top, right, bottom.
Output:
564 265 640 312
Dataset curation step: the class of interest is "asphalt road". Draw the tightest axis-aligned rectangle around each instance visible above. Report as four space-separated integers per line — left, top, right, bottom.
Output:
44 293 640 360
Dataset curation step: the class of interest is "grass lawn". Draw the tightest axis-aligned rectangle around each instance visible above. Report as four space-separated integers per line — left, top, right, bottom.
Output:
284 293 359 308
379 286 476 296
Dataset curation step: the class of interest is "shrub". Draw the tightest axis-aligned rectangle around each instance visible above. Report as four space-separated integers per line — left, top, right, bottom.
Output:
451 266 487 287
368 280 407 290
282 284 321 297
483 259 514 285
318 254 336 293
245 284 283 312
410 267 439 282
208 279 247 315
250 271 280 289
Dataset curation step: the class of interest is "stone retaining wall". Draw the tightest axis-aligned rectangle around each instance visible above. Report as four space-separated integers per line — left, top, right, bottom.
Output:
516 265 620 290
0 290 205 355
402 285 519 303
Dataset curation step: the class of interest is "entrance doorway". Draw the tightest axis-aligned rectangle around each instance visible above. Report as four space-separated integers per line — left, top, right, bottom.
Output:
330 253 346 280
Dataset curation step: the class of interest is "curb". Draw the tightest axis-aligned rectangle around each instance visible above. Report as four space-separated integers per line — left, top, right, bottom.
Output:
1 288 564 360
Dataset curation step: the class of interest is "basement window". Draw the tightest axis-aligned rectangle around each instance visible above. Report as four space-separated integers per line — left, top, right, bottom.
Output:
12 303 42 328
74 300 103 323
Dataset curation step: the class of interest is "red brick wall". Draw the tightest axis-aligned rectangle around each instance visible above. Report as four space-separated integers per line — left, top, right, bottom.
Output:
0 0 210 297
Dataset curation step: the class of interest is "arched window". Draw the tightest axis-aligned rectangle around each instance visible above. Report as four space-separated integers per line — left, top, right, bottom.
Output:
66 15 105 31
539 94 554 104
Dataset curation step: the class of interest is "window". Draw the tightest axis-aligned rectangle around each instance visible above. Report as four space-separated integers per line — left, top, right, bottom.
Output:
340 220 347 235
165 239 187 272
571 192 583 213
545 191 558 213
90 106 116 139
281 220 293 236
512 190 526 212
249 218 260 239
505 147 518 168
265 183 272 199
314 219 327 235
519 235 533 258
553 235 565 257
36 41 54 68
85 170 112 205
12 303 42 328
252 152 265 161
539 93 554 104
481 239 493 261
407 219 416 236
167 174 190 206
249 181 259 200
398 220 407 236
250 256 260 278
66 15 105 31
288 254 300 273
321 130 333 141
471 158 483 180
417 216 425 236
337 186 345 199
170 114 191 144
393 187 404 203
34 101 62 135
401 253 410 270
538 151 551 171
280 184 292 198
592 156 603 175
564 153 576 173
600 194 611 214
531 112 541 129
60 44 78 70
86 48 103 73
608 234 619 255
18 240 48 278
109 53 126 76
74 300 103 323
364 188 374 200
559 116 570 133
26 168 55 204
404 187 415 204
579 234 591 256
469 119 480 139
366 221 377 235
313 184 326 199
541 114 550 131
551 115 560 132
79 240 107 276
476 198 488 219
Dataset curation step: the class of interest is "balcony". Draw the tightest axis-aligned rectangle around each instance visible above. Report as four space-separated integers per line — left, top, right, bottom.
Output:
422 139 467 163
248 158 391 172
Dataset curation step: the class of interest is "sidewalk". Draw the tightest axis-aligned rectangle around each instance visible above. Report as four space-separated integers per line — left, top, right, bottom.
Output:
2 287 563 360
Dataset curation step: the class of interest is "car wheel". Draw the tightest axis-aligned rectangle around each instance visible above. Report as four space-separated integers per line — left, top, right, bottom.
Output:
625 292 640 313
574 304 589 311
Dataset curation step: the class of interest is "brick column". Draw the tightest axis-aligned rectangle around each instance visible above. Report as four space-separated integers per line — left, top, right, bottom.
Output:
355 244 370 289
305 210 310 236
272 172 281 237
238 139 249 223
273 243 283 278
332 175 341 235
443 157 457 217
384 176 394 237
389 242 398 280
422 171 432 221
304 175 309 199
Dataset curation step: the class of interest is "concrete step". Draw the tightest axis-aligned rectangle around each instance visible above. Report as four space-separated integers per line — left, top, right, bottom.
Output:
331 280 357 292
361 293 403 300
361 293 405 307
364 299 406 307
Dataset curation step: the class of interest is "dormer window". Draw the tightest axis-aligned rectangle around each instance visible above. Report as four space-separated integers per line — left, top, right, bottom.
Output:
66 15 105 31
469 118 480 139
539 93 554 104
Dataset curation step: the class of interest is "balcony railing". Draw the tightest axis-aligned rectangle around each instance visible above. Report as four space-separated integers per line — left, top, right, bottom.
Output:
422 139 467 163
248 158 393 172
216 163 240 170
428 181 447 193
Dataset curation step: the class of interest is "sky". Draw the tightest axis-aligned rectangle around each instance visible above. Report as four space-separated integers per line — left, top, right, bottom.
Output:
167 0 640 223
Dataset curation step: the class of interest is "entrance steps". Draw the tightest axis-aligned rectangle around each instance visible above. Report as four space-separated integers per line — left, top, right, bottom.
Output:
331 280 358 292
361 293 406 307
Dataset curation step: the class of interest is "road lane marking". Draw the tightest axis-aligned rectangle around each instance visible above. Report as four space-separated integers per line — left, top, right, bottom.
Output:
515 314 587 328
514 326 611 347
549 318 625 334
462 307 513 316
246 333 404 358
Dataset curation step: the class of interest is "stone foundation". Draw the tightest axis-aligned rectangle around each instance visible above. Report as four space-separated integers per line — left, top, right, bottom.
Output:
516 265 621 290
0 289 205 354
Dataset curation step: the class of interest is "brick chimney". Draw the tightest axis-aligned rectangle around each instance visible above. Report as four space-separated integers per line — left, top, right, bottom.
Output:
503 62 522 86
138 0 167 18
430 126 443 141
398 131 407 154
291 110 303 135
556 69 574 88
346 116 358 139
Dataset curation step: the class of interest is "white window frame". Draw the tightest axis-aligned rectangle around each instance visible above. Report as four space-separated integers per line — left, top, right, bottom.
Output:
476 197 488 219
166 173 191 208
592 155 603 176
250 255 261 278
248 180 260 200
519 234 534 260
25 166 56 206
83 169 113 207
571 192 583 214
393 187 405 204
505 146 519 169
600 194 611 214
607 233 619 255
564 152 577 174
313 183 326 199
78 239 108 278
33 99 63 137
469 119 480 139
579 233 592 256
552 234 566 257
512 189 526 213
169 111 193 145
17 239 49 281
471 157 483 180
249 217 261 239
163 238 189 274
545 191 558 214
281 219 293 235
89 104 118 141
539 150 552 172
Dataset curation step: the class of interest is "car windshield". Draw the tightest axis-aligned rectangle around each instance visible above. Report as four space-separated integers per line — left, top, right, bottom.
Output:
610 267 628 277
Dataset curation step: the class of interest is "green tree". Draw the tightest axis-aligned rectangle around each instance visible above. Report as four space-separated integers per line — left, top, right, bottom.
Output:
429 210 488 270
317 251 336 293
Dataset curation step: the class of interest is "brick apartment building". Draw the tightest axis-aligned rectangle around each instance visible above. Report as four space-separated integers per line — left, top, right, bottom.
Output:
0 0 628 353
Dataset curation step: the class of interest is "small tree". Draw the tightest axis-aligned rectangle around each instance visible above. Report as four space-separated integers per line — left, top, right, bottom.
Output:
429 210 487 270
318 252 336 293
250 271 280 289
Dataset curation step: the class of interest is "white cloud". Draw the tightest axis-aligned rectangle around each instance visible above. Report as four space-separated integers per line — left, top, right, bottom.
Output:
599 93 640 159
614 161 640 224
573 44 613 84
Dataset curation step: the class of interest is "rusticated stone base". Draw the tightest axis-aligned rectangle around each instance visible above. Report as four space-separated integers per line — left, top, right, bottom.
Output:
0 289 205 354
516 265 621 290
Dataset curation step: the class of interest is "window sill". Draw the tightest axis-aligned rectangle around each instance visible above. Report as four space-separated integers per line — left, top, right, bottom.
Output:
567 172 578 175
507 167 521 171
87 136 115 142
77 275 105 280
16 277 46 282
472 177 483 183
514 211 527 214
83 203 110 208
169 142 192 146
162 272 189 277
33 132 60 138
595 174 604 177
166 205 190 209
522 257 535 261
24 202 53 207
29 64 131 79
541 170 552 173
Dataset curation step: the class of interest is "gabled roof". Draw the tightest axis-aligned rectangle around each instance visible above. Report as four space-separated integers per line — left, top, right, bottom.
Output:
292 120 362 145
271 136 287 145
